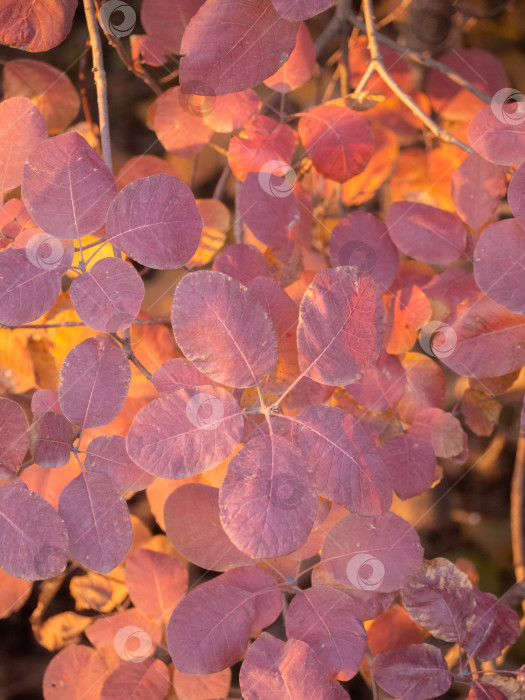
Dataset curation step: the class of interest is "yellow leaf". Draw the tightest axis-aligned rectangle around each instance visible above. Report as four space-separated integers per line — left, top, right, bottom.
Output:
0 328 35 394
33 611 93 651
70 572 128 613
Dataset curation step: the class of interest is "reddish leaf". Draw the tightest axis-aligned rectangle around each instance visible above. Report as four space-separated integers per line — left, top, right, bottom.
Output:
116 154 181 191
203 90 262 133
101 658 170 700
460 388 502 437
264 22 316 93
401 558 476 642
58 471 133 574
290 405 392 515
171 271 277 387
461 589 520 661
0 97 47 193
396 353 445 424
0 397 29 477
152 358 211 394
321 511 423 593
467 686 508 700
373 643 452 700
30 412 72 469
384 285 432 355
43 645 107 700
474 219 525 314
22 132 116 240
451 153 507 229
219 435 317 558
164 484 254 570
130 34 170 68
329 211 398 291
0 0 77 52
408 407 464 458
212 244 272 286
228 115 298 181
70 258 144 332
58 336 131 429
0 568 32 619
286 587 366 680
381 434 436 500
346 350 406 412
106 174 202 270
0 479 68 580
141 0 204 54
127 386 243 479
125 549 187 622
387 201 466 264
171 666 232 700
86 608 162 666
179 0 298 96
216 567 284 633
468 104 525 166
0 246 62 326
297 267 385 385
84 435 154 491
368 603 429 656
508 161 525 229
272 0 333 20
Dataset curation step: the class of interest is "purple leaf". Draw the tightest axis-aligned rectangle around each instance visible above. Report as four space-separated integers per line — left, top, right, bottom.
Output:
22 132 116 239
30 412 72 469
373 643 452 700
0 97 47 193
106 174 202 269
451 152 507 230
126 386 244 479
58 336 131 429
285 587 367 680
0 0 77 51
216 567 283 633
346 350 406 411
171 271 278 388
70 258 145 332
31 389 62 416
0 397 29 478
58 471 133 574
212 244 272 286
461 588 520 660
321 511 423 593
297 267 385 385
84 435 154 491
401 558 476 642
101 658 170 700
468 104 525 166
0 479 68 580
219 434 318 558
381 434 436 500
152 358 211 394
508 161 525 230
271 0 334 20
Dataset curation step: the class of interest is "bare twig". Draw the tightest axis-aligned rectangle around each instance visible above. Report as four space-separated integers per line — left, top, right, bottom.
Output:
0 319 170 330
78 40 98 145
511 434 525 613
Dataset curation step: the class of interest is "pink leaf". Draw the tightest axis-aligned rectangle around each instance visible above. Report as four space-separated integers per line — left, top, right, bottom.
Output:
0 97 47 193
164 484 254 570
0 479 68 580
179 0 298 96
203 90 262 133
0 397 29 477
30 412 72 469
31 390 62 416
22 132 116 239
216 567 284 633
461 589 520 661
212 244 272 286
321 511 423 593
152 358 211 394
396 353 445 424
373 643 452 700
473 219 525 314
264 22 316 93
171 271 278 387
468 104 525 166
58 471 133 574
141 0 204 54
43 645 107 700
286 587 367 680
84 435 154 491
0 0 77 52
451 153 507 229
116 154 181 191
401 558 476 642
86 608 162 666
272 0 333 21
346 350 406 412
70 258 144 332
386 201 466 264
106 174 202 269
297 267 385 385
298 105 374 182
126 387 244 478
58 336 131 429
101 658 170 700
219 435 318 558
467 686 508 700
407 407 465 458
381 434 436 500
508 161 525 229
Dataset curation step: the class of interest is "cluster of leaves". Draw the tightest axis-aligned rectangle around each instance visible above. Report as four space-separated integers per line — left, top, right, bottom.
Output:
1 0 525 698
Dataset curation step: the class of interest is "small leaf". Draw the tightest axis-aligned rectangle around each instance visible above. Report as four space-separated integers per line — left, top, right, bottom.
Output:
381 434 436 500
85 434 153 491
264 22 315 93
373 643 452 700
30 412 72 469
461 589 520 661
0 0 77 52
43 645 107 700
0 97 47 193
0 397 29 477
101 659 170 700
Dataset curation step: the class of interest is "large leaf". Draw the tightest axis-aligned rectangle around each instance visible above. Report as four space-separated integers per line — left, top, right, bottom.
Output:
219 434 318 558
141 0 204 54
0 397 29 477
271 0 333 20
126 387 243 479
22 132 116 240
264 22 316 93
468 104 525 166
171 271 278 387
179 0 298 95
0 97 47 193
461 589 520 661
0 0 77 52
58 336 131 429
43 645 107 700
101 659 170 700
373 643 452 700
451 152 507 230
84 434 154 492
297 267 385 385
58 472 133 574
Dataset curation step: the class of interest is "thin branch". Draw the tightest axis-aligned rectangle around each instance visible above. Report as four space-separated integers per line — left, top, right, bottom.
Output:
78 40 98 145
511 434 525 613
0 319 171 330
110 333 153 382
213 164 232 200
